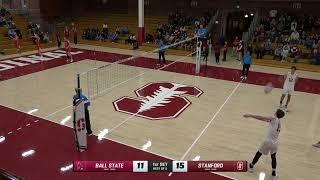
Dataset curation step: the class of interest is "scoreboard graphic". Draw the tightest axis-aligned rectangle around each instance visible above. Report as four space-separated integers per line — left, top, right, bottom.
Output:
73 160 247 172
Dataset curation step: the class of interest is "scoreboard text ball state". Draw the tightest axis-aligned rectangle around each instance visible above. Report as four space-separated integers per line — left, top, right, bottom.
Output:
73 160 247 172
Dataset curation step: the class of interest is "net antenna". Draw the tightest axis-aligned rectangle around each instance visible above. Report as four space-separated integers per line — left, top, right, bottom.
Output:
195 9 220 74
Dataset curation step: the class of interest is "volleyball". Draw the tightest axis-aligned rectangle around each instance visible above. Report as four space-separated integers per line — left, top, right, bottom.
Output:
264 82 274 94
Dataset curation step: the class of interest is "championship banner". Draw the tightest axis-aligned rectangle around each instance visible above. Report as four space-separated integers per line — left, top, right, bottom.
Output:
73 99 87 152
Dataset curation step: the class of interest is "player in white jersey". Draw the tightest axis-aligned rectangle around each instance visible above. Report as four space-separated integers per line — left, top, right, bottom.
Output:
244 109 285 180
280 66 298 112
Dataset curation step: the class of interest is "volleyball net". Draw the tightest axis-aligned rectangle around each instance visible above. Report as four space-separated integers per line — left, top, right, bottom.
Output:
77 37 199 100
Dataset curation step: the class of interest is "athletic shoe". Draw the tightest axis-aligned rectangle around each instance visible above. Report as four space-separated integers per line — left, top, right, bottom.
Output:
271 174 278 180
240 76 244 80
244 76 247 80
312 142 320 148
248 163 254 173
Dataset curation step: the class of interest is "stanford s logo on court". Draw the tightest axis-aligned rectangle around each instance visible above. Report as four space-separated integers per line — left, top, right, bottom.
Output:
113 82 203 120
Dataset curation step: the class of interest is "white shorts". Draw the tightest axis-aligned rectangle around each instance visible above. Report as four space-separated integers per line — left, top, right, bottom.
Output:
283 86 294 95
259 140 278 155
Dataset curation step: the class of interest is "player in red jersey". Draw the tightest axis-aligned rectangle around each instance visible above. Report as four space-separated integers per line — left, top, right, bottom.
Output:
34 34 42 57
65 37 73 62
64 26 70 40
13 34 21 54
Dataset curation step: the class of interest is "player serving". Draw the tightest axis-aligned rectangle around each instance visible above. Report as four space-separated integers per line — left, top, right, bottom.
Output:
279 66 298 112
244 109 285 180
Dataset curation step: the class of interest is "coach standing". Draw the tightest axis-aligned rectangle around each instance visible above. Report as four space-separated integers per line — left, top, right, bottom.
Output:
241 50 252 80
73 88 93 135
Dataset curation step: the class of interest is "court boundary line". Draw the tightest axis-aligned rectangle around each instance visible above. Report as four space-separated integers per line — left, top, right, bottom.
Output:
46 51 195 118
0 102 236 180
1 49 241 180
179 81 243 161
167 80 243 178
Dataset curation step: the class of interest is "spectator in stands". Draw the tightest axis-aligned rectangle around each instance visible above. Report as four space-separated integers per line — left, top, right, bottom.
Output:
95 29 103 41
9 22 16 29
27 21 38 35
281 43 290 62
0 7 7 16
146 33 154 43
115 27 120 35
126 33 136 45
43 32 49 43
291 19 297 31
273 43 283 60
305 35 314 49
312 41 319 56
290 45 300 63
109 32 119 42
264 39 273 55
4 11 12 24
0 15 5 26
102 22 108 40
102 22 108 32
256 42 265 59
312 52 320 65
289 30 300 44
8 29 16 39
121 27 129 34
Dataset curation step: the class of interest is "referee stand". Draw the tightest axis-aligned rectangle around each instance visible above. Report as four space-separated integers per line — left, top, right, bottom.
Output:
73 74 88 152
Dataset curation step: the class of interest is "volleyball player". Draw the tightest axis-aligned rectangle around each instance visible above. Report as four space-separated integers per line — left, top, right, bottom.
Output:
34 34 42 57
244 109 285 180
14 34 21 54
280 66 298 112
65 37 73 62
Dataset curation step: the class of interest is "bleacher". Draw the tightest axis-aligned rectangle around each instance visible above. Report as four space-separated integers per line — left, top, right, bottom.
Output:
0 14 54 55
249 12 320 72
76 12 193 56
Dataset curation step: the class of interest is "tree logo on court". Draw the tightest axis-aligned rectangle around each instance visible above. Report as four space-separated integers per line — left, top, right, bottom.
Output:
113 82 203 120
